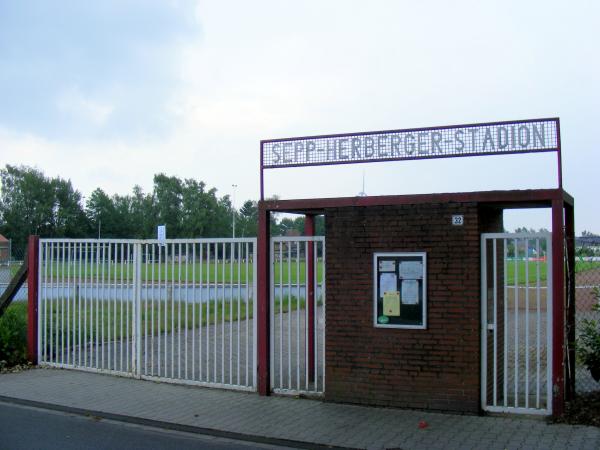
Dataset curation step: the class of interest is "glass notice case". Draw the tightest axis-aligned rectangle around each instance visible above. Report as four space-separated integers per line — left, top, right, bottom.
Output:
373 252 427 329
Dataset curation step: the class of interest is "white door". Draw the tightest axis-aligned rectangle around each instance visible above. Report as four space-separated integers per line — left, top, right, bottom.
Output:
481 233 553 415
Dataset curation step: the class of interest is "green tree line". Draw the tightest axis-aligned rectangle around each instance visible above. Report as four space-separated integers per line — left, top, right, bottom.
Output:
0 165 324 253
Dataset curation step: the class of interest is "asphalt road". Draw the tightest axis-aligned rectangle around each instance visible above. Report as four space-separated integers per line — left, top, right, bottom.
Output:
0 401 292 450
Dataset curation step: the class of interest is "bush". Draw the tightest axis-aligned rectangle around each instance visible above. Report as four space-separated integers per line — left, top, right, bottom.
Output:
0 302 28 367
578 287 600 382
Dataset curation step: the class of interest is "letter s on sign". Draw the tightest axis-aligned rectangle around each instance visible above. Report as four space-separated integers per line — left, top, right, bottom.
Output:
272 144 281 164
455 130 464 152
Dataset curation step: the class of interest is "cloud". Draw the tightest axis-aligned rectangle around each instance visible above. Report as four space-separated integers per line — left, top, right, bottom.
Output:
1 0 599 233
56 88 114 126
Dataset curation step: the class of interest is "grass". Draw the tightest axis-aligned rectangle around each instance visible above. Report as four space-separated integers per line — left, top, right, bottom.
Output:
39 295 315 348
504 260 600 285
40 259 324 285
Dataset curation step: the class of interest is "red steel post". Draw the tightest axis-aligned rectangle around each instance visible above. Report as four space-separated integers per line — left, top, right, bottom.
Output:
551 200 565 416
305 214 315 382
27 235 40 364
257 205 271 395
564 201 576 400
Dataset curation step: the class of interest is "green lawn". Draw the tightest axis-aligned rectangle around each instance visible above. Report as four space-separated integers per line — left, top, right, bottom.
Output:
40 259 324 285
39 296 311 346
505 259 600 285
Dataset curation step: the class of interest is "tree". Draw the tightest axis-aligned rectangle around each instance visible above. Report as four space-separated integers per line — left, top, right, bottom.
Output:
129 185 156 238
85 188 118 238
0 165 57 250
153 174 183 237
51 177 88 238
238 200 258 237
180 179 210 237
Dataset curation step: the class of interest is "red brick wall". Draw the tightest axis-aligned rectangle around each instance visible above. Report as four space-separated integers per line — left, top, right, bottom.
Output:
324 202 502 413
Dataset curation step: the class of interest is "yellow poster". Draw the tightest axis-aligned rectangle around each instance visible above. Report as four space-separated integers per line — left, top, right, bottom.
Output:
383 291 400 316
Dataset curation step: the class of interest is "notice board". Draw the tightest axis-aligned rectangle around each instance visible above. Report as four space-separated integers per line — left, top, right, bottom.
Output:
373 252 427 329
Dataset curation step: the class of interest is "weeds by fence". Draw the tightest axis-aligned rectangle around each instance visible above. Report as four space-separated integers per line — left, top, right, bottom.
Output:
0 302 27 367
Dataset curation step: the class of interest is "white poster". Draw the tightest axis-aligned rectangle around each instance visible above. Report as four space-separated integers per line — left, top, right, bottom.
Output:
401 279 419 304
379 260 396 272
157 224 166 245
379 273 397 296
399 261 423 279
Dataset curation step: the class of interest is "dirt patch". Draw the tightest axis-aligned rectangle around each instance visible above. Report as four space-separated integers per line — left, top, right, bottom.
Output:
0 361 34 374
555 390 600 427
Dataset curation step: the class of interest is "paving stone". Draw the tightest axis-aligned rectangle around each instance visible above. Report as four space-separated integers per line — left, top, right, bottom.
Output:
0 368 599 449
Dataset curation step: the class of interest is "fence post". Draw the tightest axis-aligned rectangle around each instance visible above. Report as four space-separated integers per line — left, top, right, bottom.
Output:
304 215 315 382
564 201 576 401
133 242 142 377
551 199 565 417
27 235 40 364
257 205 271 395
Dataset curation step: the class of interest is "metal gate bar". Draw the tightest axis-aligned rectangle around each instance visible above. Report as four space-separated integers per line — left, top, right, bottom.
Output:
270 236 325 396
38 238 257 392
38 240 136 376
481 233 552 415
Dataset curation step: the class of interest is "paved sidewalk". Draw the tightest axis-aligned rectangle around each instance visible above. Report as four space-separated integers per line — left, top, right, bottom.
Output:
0 369 598 450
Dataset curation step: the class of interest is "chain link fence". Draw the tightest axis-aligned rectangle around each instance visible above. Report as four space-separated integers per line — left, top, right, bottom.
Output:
575 256 600 393
0 240 27 301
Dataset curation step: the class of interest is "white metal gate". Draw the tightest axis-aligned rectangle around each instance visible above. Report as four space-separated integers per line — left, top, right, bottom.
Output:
270 236 325 396
37 238 257 391
481 233 553 415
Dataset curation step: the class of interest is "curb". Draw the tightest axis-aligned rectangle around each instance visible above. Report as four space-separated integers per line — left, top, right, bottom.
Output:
0 395 355 450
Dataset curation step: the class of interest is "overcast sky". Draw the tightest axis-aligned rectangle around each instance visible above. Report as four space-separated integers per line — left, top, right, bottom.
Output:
1 0 598 233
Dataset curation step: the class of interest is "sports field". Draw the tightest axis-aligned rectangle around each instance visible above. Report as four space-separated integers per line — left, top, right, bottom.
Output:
39 259 325 284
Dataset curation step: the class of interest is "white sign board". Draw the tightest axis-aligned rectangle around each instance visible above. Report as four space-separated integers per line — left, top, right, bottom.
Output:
262 119 559 168
452 215 464 226
157 225 166 244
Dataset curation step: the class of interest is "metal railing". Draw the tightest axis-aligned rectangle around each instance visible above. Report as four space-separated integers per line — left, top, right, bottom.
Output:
270 236 326 396
481 233 553 415
37 238 257 391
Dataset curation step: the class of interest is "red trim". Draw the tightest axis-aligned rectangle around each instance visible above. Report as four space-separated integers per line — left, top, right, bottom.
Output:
27 235 39 364
562 190 574 206
260 141 265 201
557 117 563 189
305 215 315 382
257 207 270 395
564 202 576 401
551 200 565 417
261 189 568 213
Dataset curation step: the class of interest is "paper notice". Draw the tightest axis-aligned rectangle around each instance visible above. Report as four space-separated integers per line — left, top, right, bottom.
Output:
383 291 400 316
401 279 419 305
399 261 423 279
379 260 396 272
379 273 397 296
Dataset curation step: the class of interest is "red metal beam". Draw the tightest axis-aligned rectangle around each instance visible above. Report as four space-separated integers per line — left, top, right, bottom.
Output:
257 206 271 395
551 200 565 416
562 190 574 206
305 215 315 382
27 235 39 364
564 201 576 401
261 189 567 214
